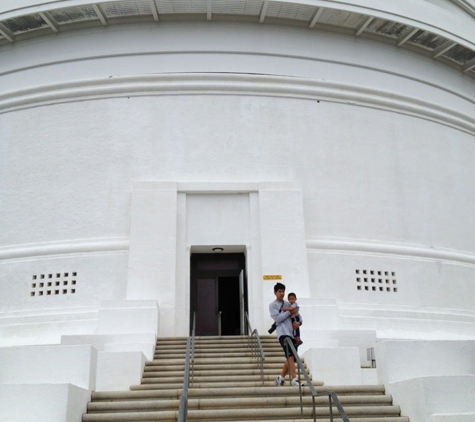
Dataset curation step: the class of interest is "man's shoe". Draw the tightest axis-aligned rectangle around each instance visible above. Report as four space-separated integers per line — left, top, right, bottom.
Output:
291 378 303 387
274 377 284 386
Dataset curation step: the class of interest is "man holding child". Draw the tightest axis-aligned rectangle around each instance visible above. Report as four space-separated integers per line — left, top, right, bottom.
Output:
268 282 303 386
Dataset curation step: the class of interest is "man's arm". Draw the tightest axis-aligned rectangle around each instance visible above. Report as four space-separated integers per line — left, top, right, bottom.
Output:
269 301 291 325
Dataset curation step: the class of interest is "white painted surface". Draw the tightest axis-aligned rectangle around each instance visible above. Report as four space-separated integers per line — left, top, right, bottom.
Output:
299 328 377 366
387 376 475 422
259 188 310 298
0 383 90 422
186 193 250 247
95 351 146 392
127 185 178 301
431 413 475 422
375 340 475 384
303 347 362 385
360 368 378 385
0 252 127 315
97 300 159 337
0 345 97 390
0 3 474 421
61 333 156 360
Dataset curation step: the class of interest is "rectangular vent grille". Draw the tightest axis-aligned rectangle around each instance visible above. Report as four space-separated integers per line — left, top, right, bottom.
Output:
2 14 48 34
204 0 264 16
443 44 475 65
409 30 447 50
101 0 154 18
365 19 407 39
50 5 98 24
31 272 78 296
266 2 315 21
355 269 397 292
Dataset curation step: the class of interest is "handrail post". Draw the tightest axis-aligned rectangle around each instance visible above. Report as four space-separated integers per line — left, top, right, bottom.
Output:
285 340 304 418
177 312 196 422
191 312 196 387
245 312 265 385
218 311 222 337
284 338 350 422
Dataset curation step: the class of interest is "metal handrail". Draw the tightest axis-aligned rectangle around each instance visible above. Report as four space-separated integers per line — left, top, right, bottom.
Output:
284 338 350 422
177 313 196 422
218 311 222 336
244 312 265 384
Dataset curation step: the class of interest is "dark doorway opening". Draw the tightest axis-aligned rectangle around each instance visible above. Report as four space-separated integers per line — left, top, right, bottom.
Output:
190 253 246 336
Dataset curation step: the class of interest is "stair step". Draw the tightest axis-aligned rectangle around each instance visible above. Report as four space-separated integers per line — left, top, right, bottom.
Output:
87 394 394 412
141 374 312 383
142 368 288 377
92 385 386 401
189 419 410 422
130 380 325 390
153 352 282 359
146 357 292 365
83 336 405 422
83 405 404 421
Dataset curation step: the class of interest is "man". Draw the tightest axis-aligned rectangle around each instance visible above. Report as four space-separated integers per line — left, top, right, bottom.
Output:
269 282 303 386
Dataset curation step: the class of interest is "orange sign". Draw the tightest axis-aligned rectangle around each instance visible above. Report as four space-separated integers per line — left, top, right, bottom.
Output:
263 275 282 280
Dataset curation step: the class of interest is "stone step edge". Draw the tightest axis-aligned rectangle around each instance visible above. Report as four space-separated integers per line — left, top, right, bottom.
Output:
88 394 395 410
92 385 386 400
82 405 402 421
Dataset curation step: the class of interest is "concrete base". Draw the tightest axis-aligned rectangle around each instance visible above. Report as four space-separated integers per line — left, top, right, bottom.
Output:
375 340 475 384
0 383 90 422
61 333 156 360
302 329 377 366
0 308 99 347
96 351 146 391
0 345 97 390
387 376 475 422
97 300 159 336
302 347 362 385
430 414 475 422
298 298 341 330
361 368 378 385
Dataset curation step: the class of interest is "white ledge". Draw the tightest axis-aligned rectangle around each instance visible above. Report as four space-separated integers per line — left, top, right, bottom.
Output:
0 73 474 135
0 239 129 261
307 238 475 265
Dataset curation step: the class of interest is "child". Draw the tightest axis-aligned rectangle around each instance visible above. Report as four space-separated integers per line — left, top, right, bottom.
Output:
287 292 303 345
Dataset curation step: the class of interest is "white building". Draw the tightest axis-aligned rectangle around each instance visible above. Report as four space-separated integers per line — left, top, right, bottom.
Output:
1 1 474 421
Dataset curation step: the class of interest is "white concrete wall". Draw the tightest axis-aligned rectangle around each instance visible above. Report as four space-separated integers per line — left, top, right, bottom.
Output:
1 383 90 422
388 376 475 422
0 4 474 422
375 340 475 422
95 351 146 392
0 345 97 389
0 15 474 342
376 340 475 384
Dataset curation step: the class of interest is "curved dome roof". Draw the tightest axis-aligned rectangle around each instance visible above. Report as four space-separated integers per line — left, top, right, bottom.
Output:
0 0 474 79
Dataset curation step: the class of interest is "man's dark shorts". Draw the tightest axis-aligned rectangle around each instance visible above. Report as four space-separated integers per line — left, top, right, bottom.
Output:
279 335 298 359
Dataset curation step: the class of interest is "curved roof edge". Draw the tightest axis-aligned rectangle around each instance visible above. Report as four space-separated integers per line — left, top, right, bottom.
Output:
0 0 474 78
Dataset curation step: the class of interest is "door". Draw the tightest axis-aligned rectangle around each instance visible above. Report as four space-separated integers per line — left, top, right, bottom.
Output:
190 253 246 336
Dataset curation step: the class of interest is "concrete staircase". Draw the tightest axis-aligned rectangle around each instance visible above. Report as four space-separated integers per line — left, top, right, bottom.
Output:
82 335 409 422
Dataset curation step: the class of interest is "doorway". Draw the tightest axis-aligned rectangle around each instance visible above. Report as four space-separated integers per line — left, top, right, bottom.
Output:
190 253 246 336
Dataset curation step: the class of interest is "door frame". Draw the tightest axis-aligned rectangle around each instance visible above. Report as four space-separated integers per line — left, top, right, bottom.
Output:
190 251 247 336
